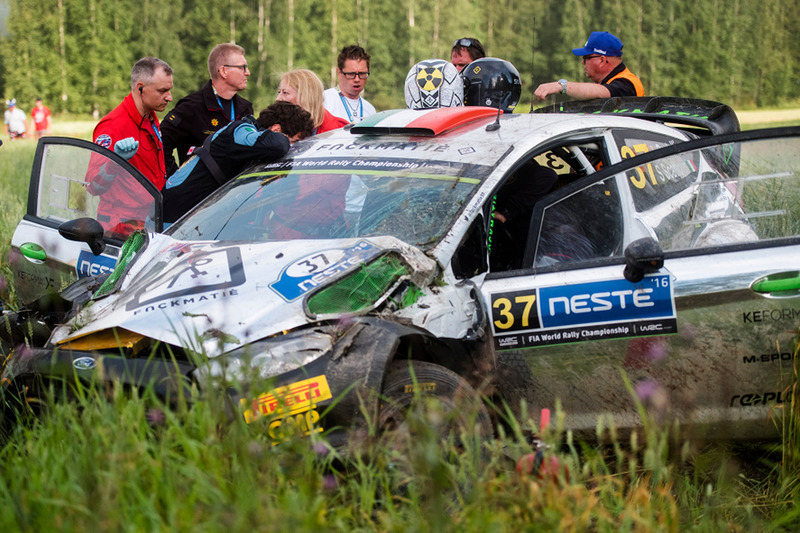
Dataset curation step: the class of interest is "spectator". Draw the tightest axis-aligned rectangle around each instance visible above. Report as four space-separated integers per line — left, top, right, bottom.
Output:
90 56 173 234
534 31 644 101
162 101 314 224
4 99 27 139
323 45 376 124
31 98 51 139
161 43 254 175
276 69 349 134
450 37 486 72
404 59 463 109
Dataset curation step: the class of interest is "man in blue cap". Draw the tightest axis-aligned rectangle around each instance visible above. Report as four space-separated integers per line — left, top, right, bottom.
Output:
534 31 644 101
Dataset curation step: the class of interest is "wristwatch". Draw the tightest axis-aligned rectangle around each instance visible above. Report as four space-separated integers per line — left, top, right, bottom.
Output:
558 79 568 94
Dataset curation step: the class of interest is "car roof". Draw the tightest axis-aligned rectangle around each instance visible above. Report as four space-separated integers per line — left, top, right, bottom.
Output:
290 107 693 168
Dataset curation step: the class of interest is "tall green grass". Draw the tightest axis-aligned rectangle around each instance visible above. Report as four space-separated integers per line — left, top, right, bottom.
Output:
0 139 37 307
1 370 796 531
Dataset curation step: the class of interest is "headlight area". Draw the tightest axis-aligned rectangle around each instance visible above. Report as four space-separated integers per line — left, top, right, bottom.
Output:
195 326 338 387
303 252 421 319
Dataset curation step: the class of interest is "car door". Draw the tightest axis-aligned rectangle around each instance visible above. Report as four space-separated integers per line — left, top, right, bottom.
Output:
9 137 162 305
480 126 800 440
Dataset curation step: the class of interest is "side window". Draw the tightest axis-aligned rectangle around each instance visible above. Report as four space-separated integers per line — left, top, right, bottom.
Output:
605 133 800 253
34 141 158 241
679 136 800 249
489 142 609 272
533 177 624 267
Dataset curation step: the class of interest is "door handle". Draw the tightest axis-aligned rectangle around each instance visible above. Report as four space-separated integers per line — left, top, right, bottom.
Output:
20 242 47 263
751 272 800 296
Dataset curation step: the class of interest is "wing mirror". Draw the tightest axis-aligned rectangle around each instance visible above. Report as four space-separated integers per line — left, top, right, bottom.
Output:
623 237 663 283
58 217 106 256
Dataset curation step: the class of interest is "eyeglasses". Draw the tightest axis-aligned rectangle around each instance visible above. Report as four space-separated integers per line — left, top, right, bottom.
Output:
454 38 475 48
341 71 370 80
224 64 250 72
582 55 602 63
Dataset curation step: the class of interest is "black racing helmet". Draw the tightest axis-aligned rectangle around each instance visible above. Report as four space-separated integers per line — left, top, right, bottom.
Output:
461 58 522 113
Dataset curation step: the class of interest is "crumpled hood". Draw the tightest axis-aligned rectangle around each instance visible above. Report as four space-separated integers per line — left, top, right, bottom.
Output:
51 233 437 355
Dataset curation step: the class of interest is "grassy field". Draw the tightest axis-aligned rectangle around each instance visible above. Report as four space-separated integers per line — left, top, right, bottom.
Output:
0 111 799 531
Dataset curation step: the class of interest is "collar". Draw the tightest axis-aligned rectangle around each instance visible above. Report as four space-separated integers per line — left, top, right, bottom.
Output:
122 93 159 130
601 62 627 85
206 79 242 110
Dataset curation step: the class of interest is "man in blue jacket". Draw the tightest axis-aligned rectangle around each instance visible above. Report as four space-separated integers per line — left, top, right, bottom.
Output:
162 101 313 224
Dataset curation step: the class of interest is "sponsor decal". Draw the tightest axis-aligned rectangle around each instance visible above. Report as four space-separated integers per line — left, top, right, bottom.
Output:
77 250 117 278
211 118 218 126
730 391 787 407
313 143 451 154
492 274 676 349
73 356 96 370
95 134 112 149
742 351 796 364
267 410 322 444
242 375 333 442
127 247 246 311
269 240 381 302
15 270 57 290
256 157 492 181
403 382 436 394
743 308 800 324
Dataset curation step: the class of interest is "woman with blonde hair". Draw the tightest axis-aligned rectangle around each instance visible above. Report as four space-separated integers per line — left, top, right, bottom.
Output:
276 69 349 134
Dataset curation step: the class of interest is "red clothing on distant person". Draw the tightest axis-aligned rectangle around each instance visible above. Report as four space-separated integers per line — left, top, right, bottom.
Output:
32 105 51 132
316 109 349 134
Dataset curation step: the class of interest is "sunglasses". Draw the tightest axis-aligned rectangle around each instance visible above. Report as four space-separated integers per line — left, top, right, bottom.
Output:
582 55 603 63
453 38 476 48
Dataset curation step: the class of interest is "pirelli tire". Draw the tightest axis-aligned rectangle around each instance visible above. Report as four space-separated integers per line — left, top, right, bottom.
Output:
378 360 493 441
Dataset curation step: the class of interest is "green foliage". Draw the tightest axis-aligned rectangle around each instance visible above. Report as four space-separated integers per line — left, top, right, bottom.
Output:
1 372 798 531
2 0 799 117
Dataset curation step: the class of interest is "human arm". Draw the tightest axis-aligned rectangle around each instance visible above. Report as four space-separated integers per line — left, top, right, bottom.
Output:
534 81 611 101
160 109 185 177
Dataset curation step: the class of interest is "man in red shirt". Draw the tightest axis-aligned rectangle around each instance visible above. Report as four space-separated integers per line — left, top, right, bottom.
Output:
89 56 173 236
31 98 51 139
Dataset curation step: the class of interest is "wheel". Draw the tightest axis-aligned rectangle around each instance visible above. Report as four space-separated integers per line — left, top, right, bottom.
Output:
378 361 493 448
377 360 493 504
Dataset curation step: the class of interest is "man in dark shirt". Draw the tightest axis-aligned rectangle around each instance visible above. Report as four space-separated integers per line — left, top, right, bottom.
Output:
161 101 313 224
534 31 644 101
161 43 254 176
490 160 558 270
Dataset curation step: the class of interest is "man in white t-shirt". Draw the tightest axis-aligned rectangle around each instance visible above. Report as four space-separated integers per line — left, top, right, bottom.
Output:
323 45 376 124
4 99 27 139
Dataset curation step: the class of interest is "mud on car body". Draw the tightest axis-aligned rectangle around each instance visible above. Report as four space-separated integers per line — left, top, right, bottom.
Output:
3 98 800 445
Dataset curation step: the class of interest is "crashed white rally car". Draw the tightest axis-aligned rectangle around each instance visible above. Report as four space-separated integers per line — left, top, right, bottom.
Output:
3 97 800 445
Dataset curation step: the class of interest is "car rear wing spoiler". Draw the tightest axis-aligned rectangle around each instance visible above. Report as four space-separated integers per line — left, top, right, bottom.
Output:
534 96 740 136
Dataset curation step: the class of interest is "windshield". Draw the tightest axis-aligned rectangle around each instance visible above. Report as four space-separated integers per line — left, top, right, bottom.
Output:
168 157 486 249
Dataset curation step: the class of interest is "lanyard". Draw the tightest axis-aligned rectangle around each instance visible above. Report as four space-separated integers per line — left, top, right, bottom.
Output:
338 91 362 123
150 117 162 143
213 85 235 121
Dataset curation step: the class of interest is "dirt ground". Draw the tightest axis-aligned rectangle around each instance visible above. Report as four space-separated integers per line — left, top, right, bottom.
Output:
736 108 800 126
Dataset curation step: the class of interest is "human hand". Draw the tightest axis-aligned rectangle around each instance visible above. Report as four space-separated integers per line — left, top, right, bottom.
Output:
114 137 139 160
534 82 560 101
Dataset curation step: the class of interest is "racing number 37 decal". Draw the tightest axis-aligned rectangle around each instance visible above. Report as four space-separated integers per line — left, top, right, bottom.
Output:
491 275 677 349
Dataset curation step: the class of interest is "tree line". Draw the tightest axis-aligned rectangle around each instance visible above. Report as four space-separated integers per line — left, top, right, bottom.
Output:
1 0 798 118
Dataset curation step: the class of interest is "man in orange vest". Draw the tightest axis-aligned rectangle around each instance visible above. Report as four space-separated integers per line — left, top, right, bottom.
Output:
535 31 644 101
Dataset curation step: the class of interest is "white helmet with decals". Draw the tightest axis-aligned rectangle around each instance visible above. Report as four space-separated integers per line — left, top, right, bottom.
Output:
404 59 464 110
